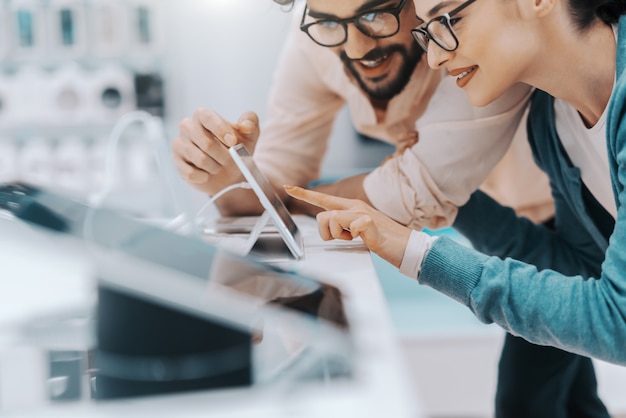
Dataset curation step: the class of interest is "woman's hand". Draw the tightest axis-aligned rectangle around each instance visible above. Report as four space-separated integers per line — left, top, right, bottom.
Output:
284 185 411 268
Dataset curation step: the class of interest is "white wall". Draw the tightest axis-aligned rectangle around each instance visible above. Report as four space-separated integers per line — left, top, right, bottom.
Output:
159 0 291 124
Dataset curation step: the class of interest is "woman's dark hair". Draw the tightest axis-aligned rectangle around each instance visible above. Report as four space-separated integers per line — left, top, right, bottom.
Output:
569 0 626 30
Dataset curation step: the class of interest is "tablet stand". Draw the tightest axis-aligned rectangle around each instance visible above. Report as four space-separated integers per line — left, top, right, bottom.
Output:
174 153 300 261
194 185 294 261
240 210 272 257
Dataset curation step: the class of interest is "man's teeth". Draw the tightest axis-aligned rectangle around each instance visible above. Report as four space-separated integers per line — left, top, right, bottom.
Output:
360 56 387 68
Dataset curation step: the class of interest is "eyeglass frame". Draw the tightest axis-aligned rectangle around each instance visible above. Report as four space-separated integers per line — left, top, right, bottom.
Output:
300 0 408 48
410 0 477 52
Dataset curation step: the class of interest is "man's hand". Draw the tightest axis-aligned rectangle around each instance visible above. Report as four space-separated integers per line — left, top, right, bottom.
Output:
173 109 260 195
284 185 411 268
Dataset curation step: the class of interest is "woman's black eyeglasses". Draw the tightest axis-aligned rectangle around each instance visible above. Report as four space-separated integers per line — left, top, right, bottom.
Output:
411 0 477 52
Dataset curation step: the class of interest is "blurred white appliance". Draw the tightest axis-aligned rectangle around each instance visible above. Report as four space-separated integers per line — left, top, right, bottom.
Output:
86 64 136 125
46 63 91 126
9 0 46 59
88 0 128 57
46 0 88 57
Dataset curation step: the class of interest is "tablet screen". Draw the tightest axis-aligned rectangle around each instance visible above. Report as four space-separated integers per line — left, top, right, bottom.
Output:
228 144 304 260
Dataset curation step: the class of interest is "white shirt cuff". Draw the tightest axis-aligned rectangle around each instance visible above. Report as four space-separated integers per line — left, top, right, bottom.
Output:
399 230 439 280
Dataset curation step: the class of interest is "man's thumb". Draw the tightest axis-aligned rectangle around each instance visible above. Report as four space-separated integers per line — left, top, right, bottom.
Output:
236 112 259 137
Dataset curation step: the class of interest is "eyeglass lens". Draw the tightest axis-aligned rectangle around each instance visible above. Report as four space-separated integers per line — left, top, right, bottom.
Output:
412 16 457 52
412 0 477 52
412 30 429 51
305 12 399 46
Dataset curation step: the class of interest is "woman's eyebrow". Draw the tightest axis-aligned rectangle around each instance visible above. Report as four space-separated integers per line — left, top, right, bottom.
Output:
424 0 458 18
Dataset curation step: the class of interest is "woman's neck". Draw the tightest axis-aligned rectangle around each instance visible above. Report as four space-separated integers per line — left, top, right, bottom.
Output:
526 19 616 127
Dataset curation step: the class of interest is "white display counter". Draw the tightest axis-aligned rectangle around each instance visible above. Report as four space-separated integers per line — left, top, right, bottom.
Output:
0 211 422 417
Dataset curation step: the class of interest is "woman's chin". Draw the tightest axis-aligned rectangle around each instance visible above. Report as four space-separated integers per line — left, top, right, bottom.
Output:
465 88 499 108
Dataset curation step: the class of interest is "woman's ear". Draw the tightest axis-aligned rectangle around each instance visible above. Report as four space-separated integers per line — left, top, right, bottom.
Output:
528 0 557 17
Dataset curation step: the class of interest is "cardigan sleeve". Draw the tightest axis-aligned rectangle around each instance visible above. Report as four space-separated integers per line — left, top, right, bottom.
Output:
453 189 605 278
419 232 626 365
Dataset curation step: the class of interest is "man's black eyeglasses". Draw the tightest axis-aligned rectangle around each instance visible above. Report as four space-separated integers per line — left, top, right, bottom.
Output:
411 0 476 52
300 0 407 48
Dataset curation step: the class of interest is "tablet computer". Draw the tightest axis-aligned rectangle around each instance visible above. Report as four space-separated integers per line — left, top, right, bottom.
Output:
228 144 305 260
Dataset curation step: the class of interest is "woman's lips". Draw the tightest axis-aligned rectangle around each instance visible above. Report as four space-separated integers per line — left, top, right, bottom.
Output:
450 65 478 88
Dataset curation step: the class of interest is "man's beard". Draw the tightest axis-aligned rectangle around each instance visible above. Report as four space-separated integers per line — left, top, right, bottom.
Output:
340 42 423 101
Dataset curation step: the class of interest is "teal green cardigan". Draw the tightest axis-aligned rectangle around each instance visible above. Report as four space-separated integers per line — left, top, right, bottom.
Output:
419 16 626 366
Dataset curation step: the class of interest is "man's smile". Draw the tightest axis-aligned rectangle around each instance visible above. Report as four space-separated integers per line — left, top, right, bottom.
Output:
358 53 390 68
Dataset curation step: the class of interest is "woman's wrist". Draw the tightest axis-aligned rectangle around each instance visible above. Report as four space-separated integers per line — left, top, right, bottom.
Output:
399 230 439 280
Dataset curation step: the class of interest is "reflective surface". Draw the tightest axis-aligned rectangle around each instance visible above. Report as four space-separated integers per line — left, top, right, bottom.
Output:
0 181 347 328
0 181 354 407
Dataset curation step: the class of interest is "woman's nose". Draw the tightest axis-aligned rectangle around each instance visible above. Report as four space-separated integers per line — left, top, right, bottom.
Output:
426 42 452 69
